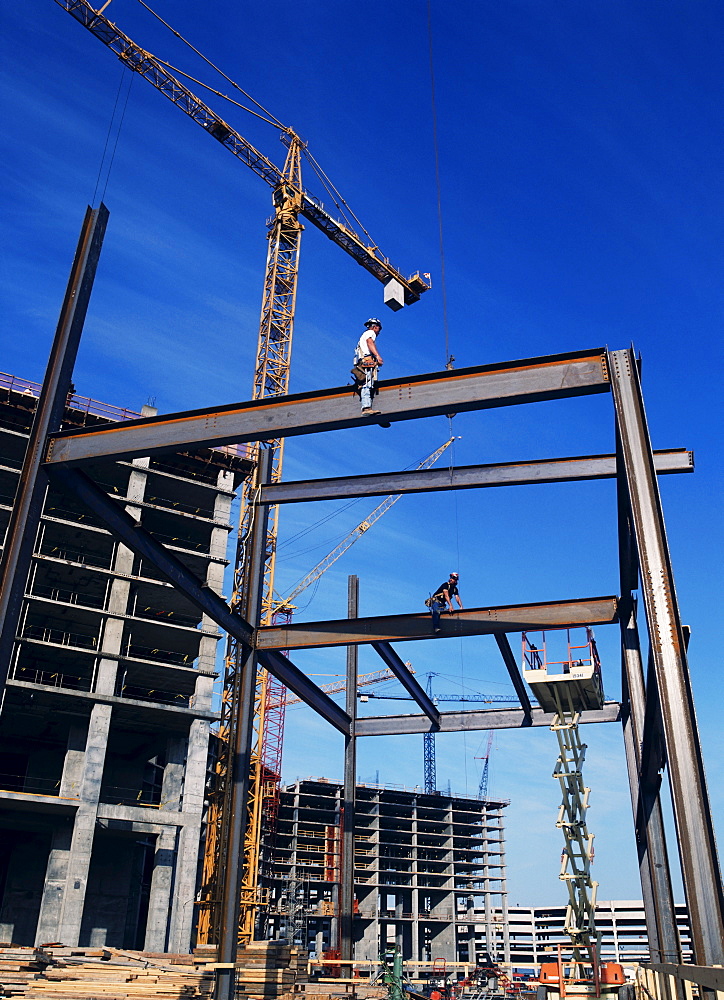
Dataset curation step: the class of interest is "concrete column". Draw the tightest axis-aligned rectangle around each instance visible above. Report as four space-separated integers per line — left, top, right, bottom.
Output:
167 822 202 953
466 894 476 966
167 720 208 953
432 802 456 962
35 702 113 945
497 809 510 964
481 808 493 962
144 827 179 953
411 800 420 963
95 456 150 696
59 725 86 799
166 466 231 954
34 725 88 940
161 736 187 811
170 723 207 949
196 473 229 699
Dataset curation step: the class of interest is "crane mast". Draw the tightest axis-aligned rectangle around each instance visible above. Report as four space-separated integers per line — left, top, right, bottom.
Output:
54 0 430 951
232 135 305 945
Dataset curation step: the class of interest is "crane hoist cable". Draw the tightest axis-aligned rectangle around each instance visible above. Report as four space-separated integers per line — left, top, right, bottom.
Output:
92 65 133 207
427 0 452 369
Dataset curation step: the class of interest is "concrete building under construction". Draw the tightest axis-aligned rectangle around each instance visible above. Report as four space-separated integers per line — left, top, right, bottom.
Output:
263 777 509 964
0 372 250 951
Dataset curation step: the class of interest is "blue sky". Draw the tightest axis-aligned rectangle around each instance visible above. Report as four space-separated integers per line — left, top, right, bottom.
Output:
2 1 722 908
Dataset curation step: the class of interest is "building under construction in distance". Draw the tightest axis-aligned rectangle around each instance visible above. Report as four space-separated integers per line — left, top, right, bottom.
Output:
263 778 508 964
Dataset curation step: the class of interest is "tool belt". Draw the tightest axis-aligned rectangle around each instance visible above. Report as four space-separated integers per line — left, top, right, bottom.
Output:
351 356 378 384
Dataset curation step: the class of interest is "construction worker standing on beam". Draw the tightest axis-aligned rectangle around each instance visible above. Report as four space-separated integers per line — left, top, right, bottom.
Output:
352 317 384 416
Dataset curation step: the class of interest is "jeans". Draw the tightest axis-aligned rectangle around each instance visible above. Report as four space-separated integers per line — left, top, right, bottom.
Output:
430 599 446 631
360 365 377 409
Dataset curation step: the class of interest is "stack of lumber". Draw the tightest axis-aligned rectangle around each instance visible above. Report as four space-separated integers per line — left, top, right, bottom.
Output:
0 940 305 999
0 946 214 999
232 940 300 1000
0 945 51 996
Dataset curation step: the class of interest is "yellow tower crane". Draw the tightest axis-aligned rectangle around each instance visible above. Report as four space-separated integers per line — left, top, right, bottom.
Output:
55 0 431 950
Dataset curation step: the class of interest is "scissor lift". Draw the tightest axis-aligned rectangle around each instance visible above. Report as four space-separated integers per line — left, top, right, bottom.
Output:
522 631 627 999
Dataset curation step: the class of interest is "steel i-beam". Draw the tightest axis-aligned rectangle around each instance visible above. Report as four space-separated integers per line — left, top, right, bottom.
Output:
609 348 724 966
46 465 255 648
259 449 693 505
616 438 681 967
340 575 359 965
0 204 108 701
371 642 440 724
256 596 619 651
355 702 622 737
494 633 533 721
47 465 350 733
44 348 611 465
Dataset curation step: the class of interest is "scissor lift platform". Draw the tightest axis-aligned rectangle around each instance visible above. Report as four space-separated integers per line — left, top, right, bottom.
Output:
522 629 604 716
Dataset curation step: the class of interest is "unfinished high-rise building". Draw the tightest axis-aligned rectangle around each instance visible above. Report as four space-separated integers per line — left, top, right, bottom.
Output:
0 372 250 951
263 777 508 964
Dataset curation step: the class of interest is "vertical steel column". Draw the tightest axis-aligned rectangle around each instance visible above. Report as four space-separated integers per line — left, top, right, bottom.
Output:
340 575 359 965
0 204 109 701
609 348 724 965
616 448 681 966
215 449 272 1000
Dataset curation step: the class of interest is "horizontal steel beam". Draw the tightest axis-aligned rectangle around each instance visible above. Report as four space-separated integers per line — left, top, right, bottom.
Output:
45 348 610 466
355 701 622 736
256 650 351 736
259 449 693 505
47 466 254 647
256 596 619 651
371 642 440 725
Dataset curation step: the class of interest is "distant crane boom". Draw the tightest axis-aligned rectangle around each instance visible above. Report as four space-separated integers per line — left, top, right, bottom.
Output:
283 667 410 707
477 730 495 801
272 438 456 613
360 692 519 703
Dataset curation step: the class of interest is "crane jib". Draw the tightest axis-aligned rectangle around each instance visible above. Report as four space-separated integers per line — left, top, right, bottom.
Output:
54 0 428 301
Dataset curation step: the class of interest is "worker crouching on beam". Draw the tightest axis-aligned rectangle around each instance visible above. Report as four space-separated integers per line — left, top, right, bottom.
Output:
426 572 464 632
